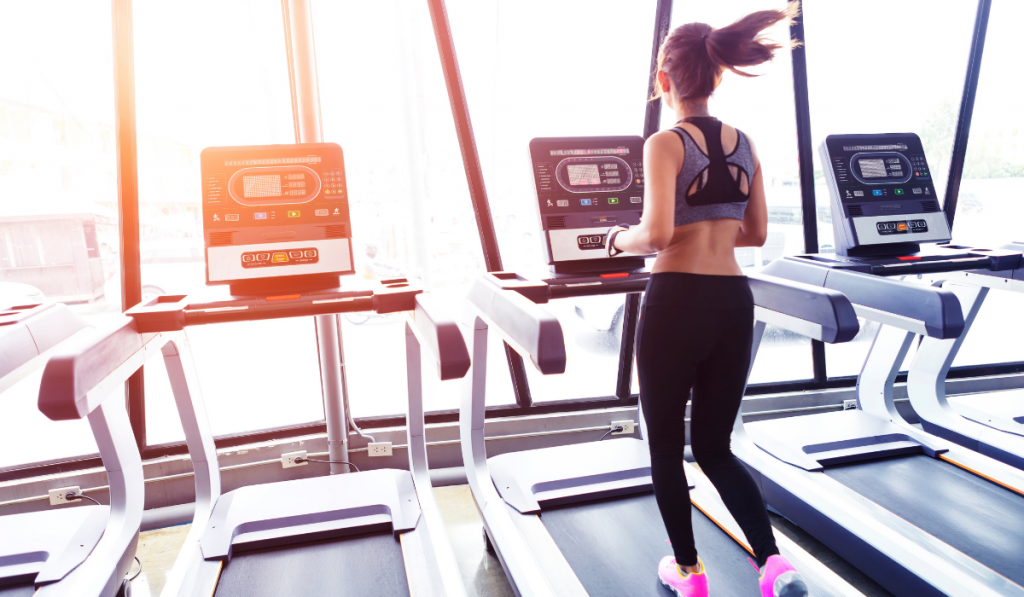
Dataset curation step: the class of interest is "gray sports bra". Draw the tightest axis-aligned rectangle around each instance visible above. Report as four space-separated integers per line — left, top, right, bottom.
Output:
669 117 755 226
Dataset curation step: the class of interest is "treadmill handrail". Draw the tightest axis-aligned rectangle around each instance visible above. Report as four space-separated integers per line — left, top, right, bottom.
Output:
0 303 89 389
38 317 153 421
748 274 859 344
409 293 471 381
763 258 965 339
466 276 566 375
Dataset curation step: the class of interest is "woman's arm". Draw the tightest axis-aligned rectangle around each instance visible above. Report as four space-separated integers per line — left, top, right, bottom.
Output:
608 131 681 255
735 138 767 247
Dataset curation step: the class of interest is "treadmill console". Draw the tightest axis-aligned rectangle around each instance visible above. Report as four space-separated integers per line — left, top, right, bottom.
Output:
820 132 951 256
201 143 354 290
530 136 650 274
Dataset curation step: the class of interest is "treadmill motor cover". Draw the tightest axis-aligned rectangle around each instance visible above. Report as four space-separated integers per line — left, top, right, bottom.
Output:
530 136 649 268
201 143 354 285
820 132 951 255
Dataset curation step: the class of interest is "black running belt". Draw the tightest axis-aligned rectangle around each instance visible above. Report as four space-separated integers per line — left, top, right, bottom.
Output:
214 531 410 597
825 455 1024 586
540 494 761 596
0 584 34 597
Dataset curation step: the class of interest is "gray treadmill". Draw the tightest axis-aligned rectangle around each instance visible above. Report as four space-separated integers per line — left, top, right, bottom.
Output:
0 303 142 597
743 133 1024 597
459 270 866 597
905 241 1024 469
43 284 470 597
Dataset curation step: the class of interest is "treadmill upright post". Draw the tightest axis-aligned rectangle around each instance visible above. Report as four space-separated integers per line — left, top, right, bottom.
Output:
458 312 562 597
856 323 918 421
403 319 466 596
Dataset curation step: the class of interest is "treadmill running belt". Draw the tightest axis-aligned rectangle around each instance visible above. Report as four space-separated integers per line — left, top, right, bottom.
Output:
825 454 1024 586
0 584 34 597
213 530 410 597
540 494 761 596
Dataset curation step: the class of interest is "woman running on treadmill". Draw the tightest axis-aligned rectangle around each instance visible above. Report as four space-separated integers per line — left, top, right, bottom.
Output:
605 5 805 597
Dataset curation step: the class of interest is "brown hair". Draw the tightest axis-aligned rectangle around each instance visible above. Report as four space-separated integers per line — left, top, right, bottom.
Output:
653 2 798 101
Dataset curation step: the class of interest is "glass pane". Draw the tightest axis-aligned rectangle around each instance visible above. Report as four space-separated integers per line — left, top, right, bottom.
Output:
807 0 976 253
313 0 491 416
0 1 120 466
448 0 656 401
661 2 814 383
132 0 326 442
946 0 1024 368
807 1 977 378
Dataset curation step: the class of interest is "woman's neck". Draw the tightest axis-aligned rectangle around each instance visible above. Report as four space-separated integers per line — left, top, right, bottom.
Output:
675 98 711 121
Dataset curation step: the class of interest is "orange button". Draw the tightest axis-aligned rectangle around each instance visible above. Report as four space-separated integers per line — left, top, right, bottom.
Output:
266 294 301 301
897 223 908 231
272 252 289 262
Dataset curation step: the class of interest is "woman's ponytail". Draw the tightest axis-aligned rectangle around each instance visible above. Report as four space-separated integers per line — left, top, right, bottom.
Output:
653 2 798 100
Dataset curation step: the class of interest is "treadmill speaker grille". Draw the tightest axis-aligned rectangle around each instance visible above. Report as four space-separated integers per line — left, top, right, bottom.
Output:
847 205 863 217
921 201 939 212
209 231 234 246
547 216 566 229
324 224 349 238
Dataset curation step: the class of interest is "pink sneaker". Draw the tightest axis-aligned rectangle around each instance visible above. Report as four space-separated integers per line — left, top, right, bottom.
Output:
658 556 708 597
759 554 808 597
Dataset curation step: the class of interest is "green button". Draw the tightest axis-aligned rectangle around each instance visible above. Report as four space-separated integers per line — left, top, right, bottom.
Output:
607 197 619 204
894 189 904 195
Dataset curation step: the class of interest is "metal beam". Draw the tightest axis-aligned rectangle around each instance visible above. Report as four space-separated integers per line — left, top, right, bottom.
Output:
281 0 351 474
616 0 674 400
788 5 827 384
425 0 534 408
943 0 992 232
111 0 145 449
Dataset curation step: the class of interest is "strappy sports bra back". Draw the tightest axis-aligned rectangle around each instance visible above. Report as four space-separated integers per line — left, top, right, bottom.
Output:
669 117 755 226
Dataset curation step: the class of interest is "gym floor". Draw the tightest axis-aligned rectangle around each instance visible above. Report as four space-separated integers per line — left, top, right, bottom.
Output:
128 484 893 596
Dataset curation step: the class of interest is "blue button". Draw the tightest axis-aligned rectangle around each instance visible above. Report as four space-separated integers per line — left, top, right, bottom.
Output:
580 198 593 206
872 190 883 196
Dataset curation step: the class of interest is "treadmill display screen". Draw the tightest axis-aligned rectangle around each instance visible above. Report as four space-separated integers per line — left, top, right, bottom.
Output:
567 164 602 186
823 133 935 206
530 136 648 268
858 159 888 179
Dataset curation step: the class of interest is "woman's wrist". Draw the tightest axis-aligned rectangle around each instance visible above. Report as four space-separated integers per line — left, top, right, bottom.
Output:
606 225 630 257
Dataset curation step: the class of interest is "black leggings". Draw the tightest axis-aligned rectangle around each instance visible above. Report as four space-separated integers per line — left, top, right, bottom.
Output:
637 272 779 568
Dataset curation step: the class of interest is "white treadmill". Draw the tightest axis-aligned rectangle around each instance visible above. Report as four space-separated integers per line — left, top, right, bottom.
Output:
43 284 471 597
458 270 867 597
0 303 142 597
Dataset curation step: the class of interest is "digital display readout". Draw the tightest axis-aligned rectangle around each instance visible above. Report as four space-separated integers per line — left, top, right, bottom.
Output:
243 174 282 198
567 164 602 186
858 158 889 179
550 148 629 156
842 144 908 151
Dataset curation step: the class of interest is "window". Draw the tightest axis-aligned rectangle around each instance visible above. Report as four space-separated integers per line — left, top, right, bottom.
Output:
663 2 814 384
448 0 658 401
313 0 504 416
131 0 328 443
805 1 978 378
946 0 1024 368
0 0 119 467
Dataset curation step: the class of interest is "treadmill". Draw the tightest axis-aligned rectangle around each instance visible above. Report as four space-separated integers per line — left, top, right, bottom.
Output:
905 241 1024 469
50 282 470 597
43 142 472 597
455 135 866 597
746 132 1024 596
0 303 142 597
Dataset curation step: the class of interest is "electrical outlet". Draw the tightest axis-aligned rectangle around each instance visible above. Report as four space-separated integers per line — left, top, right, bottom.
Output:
368 442 393 457
281 450 308 468
843 399 858 411
49 486 81 506
611 420 636 435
